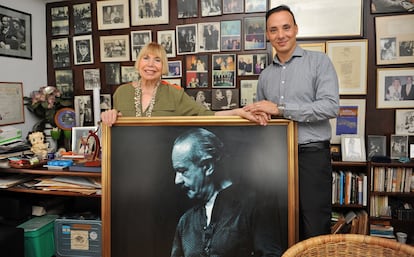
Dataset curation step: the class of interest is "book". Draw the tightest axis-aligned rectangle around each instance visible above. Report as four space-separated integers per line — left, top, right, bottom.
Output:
69 163 101 172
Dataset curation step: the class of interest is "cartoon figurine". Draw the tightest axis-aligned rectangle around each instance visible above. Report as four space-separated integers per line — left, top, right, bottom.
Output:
27 131 49 160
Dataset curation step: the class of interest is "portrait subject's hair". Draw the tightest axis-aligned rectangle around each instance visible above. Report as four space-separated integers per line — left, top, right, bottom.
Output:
266 5 297 25
135 42 169 75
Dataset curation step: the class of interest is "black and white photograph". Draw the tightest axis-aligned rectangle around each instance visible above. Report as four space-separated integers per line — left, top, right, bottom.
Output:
177 0 198 18
131 30 151 61
73 35 93 65
105 63 121 85
165 60 182 78
380 37 397 61
131 0 169 25
395 109 414 135
240 79 258 106
74 95 92 127
220 20 241 51
371 0 414 13
390 134 409 159
185 89 212 110
51 37 70 68
176 24 197 55
83 68 101 90
399 40 414 57
73 3 92 35
100 94 112 112
238 53 267 76
0 5 32 59
51 6 69 36
341 134 366 162
367 135 387 160
100 34 130 62
55 69 73 99
97 0 129 30
157 30 175 57
244 17 266 50
198 22 220 52
121 65 139 83
103 119 298 256
211 88 239 110
201 0 222 16
222 0 244 14
245 0 267 13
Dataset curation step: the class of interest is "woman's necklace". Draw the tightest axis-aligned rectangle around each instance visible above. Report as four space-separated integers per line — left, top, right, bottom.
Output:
134 80 160 117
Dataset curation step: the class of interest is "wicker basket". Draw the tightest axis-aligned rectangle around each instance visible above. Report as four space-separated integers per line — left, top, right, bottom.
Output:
282 234 414 257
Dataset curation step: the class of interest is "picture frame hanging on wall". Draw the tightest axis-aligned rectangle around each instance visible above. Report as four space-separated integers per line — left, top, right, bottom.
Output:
0 5 32 59
0 82 24 126
99 34 130 62
395 109 414 135
73 35 94 65
371 0 414 14
73 2 92 35
376 68 414 109
51 6 69 36
97 0 129 30
220 20 241 51
131 0 169 25
157 30 176 58
131 30 152 61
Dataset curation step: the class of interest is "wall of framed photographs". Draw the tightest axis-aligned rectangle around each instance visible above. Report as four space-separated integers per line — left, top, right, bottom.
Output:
45 0 414 157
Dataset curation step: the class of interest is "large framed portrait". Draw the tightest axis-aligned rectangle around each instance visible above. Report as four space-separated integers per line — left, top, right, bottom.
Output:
73 35 94 65
157 30 176 58
97 0 129 30
376 68 414 109
99 35 130 62
395 109 414 135
375 14 414 65
131 0 169 25
326 39 368 95
0 82 24 126
270 0 363 38
101 117 298 257
330 99 366 144
0 5 32 59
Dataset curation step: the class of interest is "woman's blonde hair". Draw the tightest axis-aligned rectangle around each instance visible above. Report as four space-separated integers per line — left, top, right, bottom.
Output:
135 42 169 75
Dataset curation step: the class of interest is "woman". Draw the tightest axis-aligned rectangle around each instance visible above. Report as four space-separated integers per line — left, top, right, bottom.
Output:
101 42 267 125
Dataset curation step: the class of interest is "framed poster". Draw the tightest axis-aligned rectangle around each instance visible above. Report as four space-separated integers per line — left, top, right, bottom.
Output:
377 68 414 109
131 0 169 25
330 99 366 144
99 35 130 62
0 5 32 59
326 39 368 95
395 109 414 135
0 82 24 125
270 0 363 38
375 14 414 65
97 0 129 30
101 117 298 257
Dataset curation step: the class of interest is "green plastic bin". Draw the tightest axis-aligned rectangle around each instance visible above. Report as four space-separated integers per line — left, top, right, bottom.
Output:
17 215 59 257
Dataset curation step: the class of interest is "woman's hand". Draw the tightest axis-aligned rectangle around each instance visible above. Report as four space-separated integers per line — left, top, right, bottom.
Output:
100 109 122 127
243 100 280 116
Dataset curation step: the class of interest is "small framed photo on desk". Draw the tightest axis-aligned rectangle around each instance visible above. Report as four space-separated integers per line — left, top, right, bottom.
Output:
341 134 366 162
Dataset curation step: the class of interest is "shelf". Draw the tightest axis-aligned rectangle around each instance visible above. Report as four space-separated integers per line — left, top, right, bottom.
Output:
333 203 366 208
332 161 367 167
371 161 414 168
371 192 414 197
4 187 101 197
0 167 101 177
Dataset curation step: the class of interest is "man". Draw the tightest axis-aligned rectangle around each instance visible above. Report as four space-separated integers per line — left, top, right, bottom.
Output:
401 76 414 100
76 40 91 63
170 128 283 257
244 5 339 240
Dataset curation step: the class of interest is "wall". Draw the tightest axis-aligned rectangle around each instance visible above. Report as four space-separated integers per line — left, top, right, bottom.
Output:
0 0 47 138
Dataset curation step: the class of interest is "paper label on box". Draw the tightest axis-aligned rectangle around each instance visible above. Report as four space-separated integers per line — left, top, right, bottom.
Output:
71 230 89 250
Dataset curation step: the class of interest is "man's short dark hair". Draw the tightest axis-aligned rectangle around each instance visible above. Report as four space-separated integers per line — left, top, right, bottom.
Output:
266 5 297 25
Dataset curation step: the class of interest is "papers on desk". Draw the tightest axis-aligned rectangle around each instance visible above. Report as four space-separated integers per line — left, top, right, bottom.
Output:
0 173 37 188
33 176 101 195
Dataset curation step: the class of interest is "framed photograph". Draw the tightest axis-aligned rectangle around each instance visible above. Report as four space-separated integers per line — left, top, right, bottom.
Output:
54 107 76 131
121 65 138 83
198 22 220 52
326 39 368 95
270 0 363 38
100 35 130 62
375 14 414 65
245 0 267 13
201 0 222 17
371 0 414 14
131 0 169 25
83 68 101 90
73 3 92 35
74 95 93 127
0 5 32 59
220 20 241 51
411 144 414 159
177 0 198 18
102 118 299 256
395 109 414 135
211 88 239 110
240 79 258 106
299 42 326 53
51 6 69 36
390 134 409 159
105 63 121 85
238 54 267 76
244 17 266 50
341 134 366 162
165 60 182 78
51 38 70 68
163 78 181 87
367 135 387 160
377 68 414 108
131 30 152 61
97 0 129 30
100 94 112 112
176 24 197 55
185 54 208 88
55 70 73 99
330 99 366 144
223 0 244 14
0 82 24 126
212 54 236 88
157 30 176 57
185 89 212 110
71 126 98 155
73 35 94 65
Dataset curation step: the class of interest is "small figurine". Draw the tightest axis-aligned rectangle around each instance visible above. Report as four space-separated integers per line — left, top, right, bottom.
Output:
27 131 49 160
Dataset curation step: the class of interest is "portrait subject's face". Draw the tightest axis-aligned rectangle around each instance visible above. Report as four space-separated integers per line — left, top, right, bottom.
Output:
266 10 298 56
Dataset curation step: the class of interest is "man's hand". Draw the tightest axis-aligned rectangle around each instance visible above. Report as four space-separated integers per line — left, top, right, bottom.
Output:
234 108 271 126
100 109 122 127
243 100 281 116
